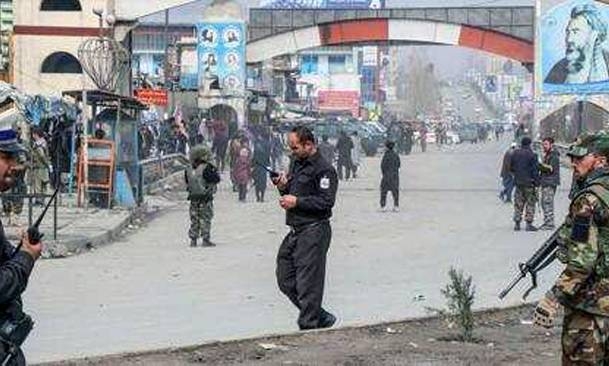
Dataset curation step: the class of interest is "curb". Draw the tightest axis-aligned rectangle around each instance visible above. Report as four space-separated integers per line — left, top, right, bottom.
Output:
42 207 142 259
34 302 535 365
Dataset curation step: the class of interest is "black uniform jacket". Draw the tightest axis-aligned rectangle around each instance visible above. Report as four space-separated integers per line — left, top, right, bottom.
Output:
280 151 338 227
0 222 34 318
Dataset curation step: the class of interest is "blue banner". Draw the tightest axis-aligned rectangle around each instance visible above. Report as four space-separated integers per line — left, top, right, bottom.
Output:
197 22 246 92
540 0 609 95
261 0 384 9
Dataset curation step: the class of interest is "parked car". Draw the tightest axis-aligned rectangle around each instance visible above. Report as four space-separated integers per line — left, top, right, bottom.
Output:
457 125 479 143
446 130 460 144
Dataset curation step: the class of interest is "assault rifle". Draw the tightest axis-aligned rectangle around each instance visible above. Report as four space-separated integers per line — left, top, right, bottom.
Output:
498 226 561 300
254 160 279 179
12 187 60 257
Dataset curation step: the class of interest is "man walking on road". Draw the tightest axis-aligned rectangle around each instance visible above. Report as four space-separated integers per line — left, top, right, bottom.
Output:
509 137 540 231
336 131 353 181
272 125 338 330
499 142 516 203
380 140 400 212
0 127 43 365
539 137 561 230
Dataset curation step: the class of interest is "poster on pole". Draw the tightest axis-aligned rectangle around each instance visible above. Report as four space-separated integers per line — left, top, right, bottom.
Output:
197 22 246 92
540 0 609 94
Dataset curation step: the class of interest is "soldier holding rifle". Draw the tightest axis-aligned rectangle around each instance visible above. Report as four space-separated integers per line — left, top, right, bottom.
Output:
533 133 609 364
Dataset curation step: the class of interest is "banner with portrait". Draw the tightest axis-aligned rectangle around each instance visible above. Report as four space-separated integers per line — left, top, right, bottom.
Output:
541 0 609 95
196 22 246 92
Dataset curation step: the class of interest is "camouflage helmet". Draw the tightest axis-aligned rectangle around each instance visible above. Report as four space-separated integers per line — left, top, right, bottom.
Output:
189 144 212 163
567 132 609 159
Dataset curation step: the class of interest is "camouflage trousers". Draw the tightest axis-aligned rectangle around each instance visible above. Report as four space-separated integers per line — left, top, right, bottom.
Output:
189 199 214 240
562 307 609 365
513 185 537 223
541 185 557 227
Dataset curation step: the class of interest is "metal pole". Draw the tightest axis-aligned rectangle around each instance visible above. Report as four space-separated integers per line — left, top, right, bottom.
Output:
53 189 57 240
577 100 584 135
164 9 169 88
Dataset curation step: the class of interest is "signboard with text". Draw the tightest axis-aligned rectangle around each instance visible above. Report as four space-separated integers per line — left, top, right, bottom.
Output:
318 90 360 117
134 89 168 106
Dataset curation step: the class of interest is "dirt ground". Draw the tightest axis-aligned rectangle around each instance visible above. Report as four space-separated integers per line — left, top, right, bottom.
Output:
41 304 562 366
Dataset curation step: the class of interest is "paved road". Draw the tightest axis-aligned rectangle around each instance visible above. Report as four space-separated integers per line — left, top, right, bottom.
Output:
25 139 569 364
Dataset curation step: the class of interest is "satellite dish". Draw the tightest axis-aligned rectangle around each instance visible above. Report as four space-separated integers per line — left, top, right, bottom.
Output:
369 0 381 9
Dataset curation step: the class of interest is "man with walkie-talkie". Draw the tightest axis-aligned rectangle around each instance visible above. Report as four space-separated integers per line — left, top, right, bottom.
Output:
0 127 46 365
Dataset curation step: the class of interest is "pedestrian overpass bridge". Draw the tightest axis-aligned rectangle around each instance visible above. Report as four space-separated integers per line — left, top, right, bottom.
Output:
246 6 534 65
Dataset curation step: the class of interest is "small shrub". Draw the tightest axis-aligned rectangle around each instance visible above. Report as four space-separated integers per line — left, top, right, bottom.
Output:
428 267 476 342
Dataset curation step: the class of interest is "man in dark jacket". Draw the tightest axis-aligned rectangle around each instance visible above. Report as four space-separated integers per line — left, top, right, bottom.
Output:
0 127 42 365
380 141 401 212
272 126 338 331
318 135 335 166
499 143 516 203
539 137 561 230
509 136 540 231
335 131 353 181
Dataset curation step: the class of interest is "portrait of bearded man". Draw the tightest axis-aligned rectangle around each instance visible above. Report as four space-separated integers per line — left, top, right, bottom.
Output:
545 3 609 84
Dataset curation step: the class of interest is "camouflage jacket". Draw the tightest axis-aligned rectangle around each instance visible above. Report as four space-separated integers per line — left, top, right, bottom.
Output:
552 168 609 316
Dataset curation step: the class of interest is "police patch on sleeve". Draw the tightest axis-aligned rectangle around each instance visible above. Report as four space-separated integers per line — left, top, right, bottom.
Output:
320 176 330 190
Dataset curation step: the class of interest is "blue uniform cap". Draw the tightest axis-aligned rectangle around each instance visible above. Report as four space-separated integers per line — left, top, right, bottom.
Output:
0 127 26 155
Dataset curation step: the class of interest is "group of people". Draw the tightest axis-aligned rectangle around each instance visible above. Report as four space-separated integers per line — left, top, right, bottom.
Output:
499 136 560 231
0 126 52 223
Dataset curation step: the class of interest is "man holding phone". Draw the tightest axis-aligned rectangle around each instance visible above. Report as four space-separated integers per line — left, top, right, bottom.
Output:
272 125 339 331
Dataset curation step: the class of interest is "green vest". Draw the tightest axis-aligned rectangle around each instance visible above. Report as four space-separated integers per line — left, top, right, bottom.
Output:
186 164 216 201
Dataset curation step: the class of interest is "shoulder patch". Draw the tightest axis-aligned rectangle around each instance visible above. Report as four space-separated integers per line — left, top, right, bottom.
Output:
320 176 330 190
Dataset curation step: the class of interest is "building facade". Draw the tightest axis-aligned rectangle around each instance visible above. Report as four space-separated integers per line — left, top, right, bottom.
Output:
0 0 12 72
11 0 112 96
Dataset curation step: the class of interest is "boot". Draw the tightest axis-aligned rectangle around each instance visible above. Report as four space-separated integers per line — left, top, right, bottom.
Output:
539 223 556 231
525 222 538 232
190 238 197 247
201 238 216 247
513 221 521 231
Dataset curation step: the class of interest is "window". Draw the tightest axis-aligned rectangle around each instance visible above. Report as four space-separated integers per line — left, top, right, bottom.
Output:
328 55 346 74
40 0 82 11
300 55 318 74
41 52 82 74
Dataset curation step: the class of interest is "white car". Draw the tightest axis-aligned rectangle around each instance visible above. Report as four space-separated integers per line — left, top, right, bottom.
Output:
446 130 460 144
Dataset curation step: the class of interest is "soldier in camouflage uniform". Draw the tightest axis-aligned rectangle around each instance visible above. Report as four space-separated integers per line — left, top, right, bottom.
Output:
539 137 561 230
534 133 609 364
185 145 220 247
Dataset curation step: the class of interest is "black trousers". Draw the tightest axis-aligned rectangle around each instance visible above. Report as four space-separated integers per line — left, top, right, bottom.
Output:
380 186 399 207
276 221 331 329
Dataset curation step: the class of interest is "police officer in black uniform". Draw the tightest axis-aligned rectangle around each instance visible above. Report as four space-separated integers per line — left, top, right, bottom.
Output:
272 126 338 330
0 127 43 365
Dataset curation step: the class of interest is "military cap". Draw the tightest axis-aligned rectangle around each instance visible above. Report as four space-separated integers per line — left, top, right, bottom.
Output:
0 127 26 155
189 144 212 162
567 132 609 158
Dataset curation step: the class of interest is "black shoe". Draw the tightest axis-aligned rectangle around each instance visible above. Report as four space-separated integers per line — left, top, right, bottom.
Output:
525 223 538 232
513 222 521 231
190 239 197 247
201 239 216 247
318 310 336 329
